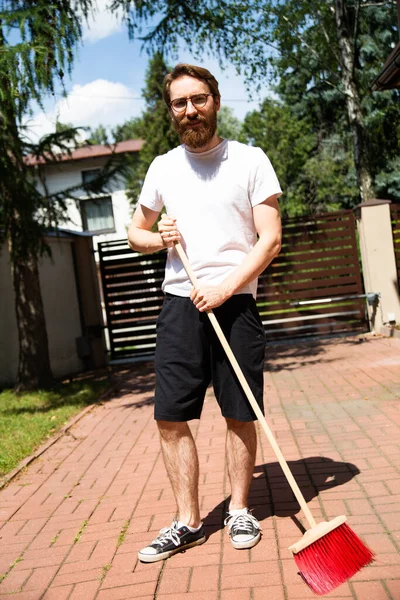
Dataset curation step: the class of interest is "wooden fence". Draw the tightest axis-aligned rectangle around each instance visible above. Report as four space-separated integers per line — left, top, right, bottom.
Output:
391 203 400 288
99 210 368 361
257 210 367 340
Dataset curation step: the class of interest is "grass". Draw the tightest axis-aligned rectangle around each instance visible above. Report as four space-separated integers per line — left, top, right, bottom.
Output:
0 376 109 478
74 519 89 543
117 520 130 548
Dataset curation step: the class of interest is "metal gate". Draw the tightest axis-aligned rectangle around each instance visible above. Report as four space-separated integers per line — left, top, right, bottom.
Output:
98 210 368 362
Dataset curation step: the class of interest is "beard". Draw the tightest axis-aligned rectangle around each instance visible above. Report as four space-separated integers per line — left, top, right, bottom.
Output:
173 110 218 149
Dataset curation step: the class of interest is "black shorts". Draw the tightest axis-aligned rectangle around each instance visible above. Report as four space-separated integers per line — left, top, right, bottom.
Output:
154 294 265 422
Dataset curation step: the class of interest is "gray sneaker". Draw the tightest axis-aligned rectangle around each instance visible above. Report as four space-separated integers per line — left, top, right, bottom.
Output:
138 520 206 563
224 509 261 549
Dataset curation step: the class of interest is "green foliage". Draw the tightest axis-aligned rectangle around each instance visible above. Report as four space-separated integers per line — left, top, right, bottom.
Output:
0 1 129 260
375 157 400 200
0 1 95 260
87 124 110 145
242 99 360 216
216 106 243 141
0 1 93 120
55 121 74 133
0 125 127 261
121 52 179 205
113 117 143 142
113 0 400 207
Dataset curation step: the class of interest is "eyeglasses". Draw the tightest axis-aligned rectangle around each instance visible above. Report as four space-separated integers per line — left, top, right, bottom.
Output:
169 93 214 113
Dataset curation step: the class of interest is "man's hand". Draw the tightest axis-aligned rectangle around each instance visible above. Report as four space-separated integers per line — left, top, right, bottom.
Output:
158 213 181 248
190 284 230 312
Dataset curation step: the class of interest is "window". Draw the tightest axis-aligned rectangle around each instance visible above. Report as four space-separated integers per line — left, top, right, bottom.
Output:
81 168 101 185
80 196 115 233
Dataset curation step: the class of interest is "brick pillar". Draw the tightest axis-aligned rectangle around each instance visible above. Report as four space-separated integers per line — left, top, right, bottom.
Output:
355 200 400 333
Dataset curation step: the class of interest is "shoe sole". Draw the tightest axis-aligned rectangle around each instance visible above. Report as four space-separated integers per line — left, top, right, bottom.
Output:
138 535 206 563
231 531 261 550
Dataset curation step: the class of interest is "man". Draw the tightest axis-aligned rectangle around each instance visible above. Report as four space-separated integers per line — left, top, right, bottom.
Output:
128 64 282 563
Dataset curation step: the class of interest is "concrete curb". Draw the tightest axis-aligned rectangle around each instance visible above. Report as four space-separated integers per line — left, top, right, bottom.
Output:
0 382 117 490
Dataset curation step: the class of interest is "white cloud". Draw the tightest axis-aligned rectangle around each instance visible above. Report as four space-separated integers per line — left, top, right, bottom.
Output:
26 79 144 141
82 0 123 43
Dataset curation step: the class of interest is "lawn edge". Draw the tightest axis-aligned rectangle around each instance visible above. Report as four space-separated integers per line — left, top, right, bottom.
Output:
0 382 117 490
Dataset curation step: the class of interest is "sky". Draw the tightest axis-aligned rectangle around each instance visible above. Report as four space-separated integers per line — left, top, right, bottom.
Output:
27 0 269 141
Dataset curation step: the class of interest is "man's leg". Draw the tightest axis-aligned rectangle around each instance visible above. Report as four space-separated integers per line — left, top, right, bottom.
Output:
138 420 205 562
158 420 201 527
224 417 261 549
225 418 257 511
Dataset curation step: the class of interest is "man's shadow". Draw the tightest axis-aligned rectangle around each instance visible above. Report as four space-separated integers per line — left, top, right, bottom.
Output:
203 456 360 537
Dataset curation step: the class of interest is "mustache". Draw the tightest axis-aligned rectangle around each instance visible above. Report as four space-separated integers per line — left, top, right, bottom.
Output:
179 115 207 127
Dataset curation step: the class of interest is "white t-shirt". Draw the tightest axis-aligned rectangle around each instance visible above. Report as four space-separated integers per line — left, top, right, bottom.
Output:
139 139 282 298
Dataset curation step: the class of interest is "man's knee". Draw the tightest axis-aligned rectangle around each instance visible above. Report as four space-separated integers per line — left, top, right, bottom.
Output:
226 418 256 434
157 419 191 442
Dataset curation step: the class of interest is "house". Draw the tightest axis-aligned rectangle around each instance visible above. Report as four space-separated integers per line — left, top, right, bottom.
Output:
371 0 400 91
1 230 107 386
28 139 144 252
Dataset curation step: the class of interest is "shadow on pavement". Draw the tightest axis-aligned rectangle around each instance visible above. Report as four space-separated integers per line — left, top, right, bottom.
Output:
109 336 371 406
121 396 155 410
264 335 370 372
109 361 156 399
203 456 360 537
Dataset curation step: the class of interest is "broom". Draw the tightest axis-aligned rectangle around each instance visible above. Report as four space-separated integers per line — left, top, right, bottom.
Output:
174 241 374 596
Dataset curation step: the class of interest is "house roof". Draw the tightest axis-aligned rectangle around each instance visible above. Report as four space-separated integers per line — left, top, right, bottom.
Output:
371 0 400 91
371 41 400 91
26 139 144 166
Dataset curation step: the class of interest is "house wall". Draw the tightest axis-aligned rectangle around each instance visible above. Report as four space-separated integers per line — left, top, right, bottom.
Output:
0 236 84 387
36 157 134 251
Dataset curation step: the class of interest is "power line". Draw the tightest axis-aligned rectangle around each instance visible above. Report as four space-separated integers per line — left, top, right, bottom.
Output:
54 93 254 102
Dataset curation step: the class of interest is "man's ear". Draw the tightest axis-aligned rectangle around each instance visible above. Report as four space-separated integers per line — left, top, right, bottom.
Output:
214 95 221 112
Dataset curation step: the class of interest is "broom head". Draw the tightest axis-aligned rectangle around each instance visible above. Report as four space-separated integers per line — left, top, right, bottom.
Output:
288 516 375 596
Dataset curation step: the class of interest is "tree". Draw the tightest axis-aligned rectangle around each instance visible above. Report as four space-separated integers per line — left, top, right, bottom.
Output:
0 1 95 391
112 0 399 202
216 106 243 141
87 124 109 145
113 117 143 142
242 98 359 215
242 99 315 214
55 121 75 133
123 52 179 205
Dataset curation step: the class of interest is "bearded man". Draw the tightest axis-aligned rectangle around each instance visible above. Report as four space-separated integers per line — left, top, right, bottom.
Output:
128 64 282 563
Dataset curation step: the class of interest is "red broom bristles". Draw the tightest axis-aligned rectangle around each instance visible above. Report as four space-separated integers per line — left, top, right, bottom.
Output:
293 522 375 596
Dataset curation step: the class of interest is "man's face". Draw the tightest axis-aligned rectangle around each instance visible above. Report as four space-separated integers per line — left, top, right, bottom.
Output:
169 75 220 149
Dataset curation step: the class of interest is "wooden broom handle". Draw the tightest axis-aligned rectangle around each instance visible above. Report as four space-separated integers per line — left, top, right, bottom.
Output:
174 242 317 530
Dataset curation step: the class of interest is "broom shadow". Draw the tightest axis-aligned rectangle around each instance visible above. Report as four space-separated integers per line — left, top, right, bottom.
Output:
202 456 360 537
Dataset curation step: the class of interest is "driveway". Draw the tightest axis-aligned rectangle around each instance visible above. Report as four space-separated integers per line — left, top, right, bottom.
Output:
0 335 399 600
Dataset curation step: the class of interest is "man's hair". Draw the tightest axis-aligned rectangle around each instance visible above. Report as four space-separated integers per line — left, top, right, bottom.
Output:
163 64 220 105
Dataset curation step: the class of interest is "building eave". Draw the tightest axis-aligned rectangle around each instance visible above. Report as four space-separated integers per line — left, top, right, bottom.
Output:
371 43 400 91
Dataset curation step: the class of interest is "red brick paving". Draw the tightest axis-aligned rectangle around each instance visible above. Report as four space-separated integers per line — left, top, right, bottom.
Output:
0 335 400 599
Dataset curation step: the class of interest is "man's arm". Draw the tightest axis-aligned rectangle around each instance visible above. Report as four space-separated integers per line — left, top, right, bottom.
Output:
190 194 282 311
127 205 180 253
